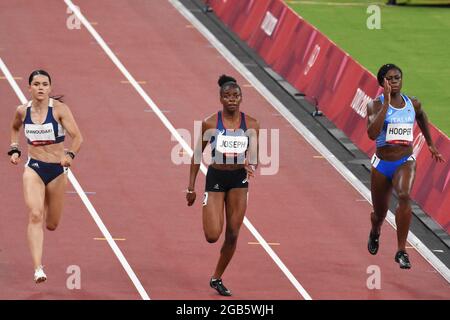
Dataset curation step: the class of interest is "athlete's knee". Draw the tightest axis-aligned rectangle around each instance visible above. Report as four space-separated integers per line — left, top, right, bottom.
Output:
205 230 220 243
46 222 58 231
29 209 44 224
372 210 387 221
205 234 220 243
225 229 239 245
397 191 411 205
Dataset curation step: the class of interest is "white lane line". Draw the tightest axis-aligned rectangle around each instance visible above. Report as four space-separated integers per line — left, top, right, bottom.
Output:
65 0 312 300
66 190 96 194
168 0 450 284
0 57 150 300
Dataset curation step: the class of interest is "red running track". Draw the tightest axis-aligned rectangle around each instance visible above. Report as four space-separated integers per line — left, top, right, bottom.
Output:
0 0 448 299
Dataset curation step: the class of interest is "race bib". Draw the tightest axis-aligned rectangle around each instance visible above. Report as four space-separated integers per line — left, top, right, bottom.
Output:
216 134 248 155
25 123 56 145
386 123 413 145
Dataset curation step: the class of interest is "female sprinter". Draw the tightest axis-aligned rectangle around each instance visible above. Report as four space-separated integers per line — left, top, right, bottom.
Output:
186 74 259 296
8 70 83 283
366 64 444 269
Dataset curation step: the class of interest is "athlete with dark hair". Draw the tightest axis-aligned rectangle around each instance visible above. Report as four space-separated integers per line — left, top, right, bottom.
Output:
186 74 259 296
366 64 444 268
8 69 83 283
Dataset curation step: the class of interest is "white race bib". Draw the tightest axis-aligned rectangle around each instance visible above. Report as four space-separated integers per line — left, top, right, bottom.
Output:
25 123 56 145
386 123 413 144
216 134 248 155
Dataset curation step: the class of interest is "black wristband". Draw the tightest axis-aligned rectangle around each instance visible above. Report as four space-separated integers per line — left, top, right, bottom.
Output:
7 148 21 157
65 151 75 159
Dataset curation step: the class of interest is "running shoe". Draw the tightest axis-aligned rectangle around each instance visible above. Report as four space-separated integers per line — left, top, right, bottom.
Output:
395 251 411 269
367 231 380 255
210 278 232 296
34 265 47 283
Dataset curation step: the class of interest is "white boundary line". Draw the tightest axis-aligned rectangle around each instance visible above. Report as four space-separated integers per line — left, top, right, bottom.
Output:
168 0 450 284
0 57 151 300
65 0 313 300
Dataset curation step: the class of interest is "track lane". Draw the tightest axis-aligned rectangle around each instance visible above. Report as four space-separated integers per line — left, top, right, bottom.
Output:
1 0 448 299
75 0 449 299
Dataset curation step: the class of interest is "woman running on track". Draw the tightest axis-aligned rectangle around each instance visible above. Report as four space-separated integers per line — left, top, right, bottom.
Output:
366 64 444 269
8 70 83 283
186 75 259 296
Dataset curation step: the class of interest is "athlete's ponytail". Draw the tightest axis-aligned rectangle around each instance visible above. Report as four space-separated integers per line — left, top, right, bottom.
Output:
50 95 64 102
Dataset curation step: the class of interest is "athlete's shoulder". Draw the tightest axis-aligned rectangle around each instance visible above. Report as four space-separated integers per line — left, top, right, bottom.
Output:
408 95 421 106
243 113 259 129
16 104 27 114
16 103 30 119
52 99 72 119
203 112 218 129
52 99 69 110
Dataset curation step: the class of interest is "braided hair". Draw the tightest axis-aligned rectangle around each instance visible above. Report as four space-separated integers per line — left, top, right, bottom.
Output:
376 64 402 86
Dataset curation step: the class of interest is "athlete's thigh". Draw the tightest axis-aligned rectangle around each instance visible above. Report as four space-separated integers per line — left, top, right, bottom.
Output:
23 167 46 213
44 172 68 224
203 191 226 236
371 167 393 213
392 160 416 196
225 188 247 229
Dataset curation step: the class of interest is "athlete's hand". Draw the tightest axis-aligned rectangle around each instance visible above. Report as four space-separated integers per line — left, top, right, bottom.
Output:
383 79 391 106
60 154 73 167
186 190 196 206
428 145 445 162
10 154 20 165
244 163 256 180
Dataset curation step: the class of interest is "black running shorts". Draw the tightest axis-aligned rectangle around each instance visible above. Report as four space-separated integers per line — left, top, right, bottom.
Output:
205 166 248 192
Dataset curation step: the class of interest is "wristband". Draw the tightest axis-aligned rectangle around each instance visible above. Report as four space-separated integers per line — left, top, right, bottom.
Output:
7 148 21 157
65 151 76 159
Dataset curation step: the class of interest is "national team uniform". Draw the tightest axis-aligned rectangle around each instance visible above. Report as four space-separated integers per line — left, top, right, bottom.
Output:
371 94 416 180
23 98 67 185
205 111 249 193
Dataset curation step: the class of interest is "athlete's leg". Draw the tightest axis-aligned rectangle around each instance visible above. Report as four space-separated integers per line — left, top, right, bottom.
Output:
202 192 226 243
392 160 416 252
45 172 68 231
370 167 393 235
23 168 46 269
212 188 247 279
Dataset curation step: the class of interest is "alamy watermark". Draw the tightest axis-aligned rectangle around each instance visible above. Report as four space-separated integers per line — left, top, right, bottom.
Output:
66 265 81 290
367 5 381 30
66 6 81 30
171 121 280 176
366 265 381 290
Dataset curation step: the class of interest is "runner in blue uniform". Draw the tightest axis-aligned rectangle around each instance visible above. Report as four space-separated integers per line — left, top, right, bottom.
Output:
366 64 444 268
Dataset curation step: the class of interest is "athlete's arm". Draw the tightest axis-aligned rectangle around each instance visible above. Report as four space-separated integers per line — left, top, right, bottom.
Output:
367 80 390 140
186 118 211 206
245 116 259 178
412 97 444 162
57 102 83 167
9 105 25 165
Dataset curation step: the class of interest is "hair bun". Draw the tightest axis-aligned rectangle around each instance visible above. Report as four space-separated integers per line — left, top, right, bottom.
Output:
218 74 237 87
